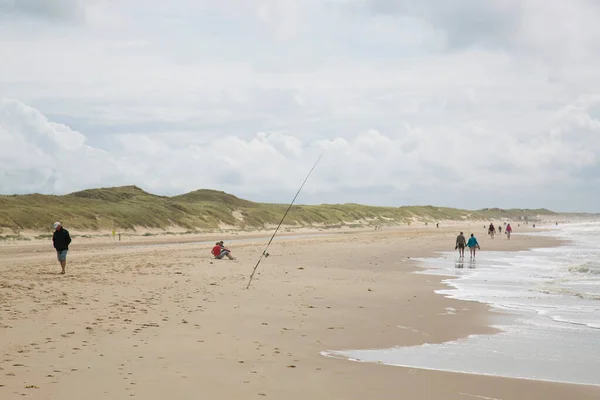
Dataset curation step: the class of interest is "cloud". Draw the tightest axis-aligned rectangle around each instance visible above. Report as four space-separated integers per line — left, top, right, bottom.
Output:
362 0 600 55
364 0 522 50
1 0 600 211
0 98 125 194
1 97 599 211
0 0 86 21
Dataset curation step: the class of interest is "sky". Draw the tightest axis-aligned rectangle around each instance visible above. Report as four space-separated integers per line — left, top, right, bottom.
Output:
1 0 600 212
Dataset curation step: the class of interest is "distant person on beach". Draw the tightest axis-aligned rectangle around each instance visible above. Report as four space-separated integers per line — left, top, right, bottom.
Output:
211 241 235 260
488 223 496 238
52 222 71 274
506 224 513 240
455 232 467 258
467 234 480 258
498 225 502 234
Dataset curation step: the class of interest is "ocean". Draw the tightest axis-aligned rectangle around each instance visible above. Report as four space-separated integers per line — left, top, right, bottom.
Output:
322 222 600 386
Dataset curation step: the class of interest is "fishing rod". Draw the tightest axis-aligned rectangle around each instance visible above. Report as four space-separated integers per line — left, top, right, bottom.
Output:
245 150 326 289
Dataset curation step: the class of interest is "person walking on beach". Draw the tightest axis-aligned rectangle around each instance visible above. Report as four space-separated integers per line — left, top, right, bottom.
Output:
506 223 513 240
211 241 235 260
52 222 71 274
498 225 502 235
455 232 467 258
488 223 496 239
467 233 480 259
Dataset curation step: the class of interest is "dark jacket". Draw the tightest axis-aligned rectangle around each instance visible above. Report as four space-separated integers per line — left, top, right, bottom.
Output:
53 228 71 251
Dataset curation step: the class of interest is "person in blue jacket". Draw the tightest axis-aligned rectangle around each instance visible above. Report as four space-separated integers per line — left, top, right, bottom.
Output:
466 233 480 259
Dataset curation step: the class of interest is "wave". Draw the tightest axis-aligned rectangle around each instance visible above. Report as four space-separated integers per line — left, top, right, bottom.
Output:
537 286 600 301
568 260 600 275
550 316 600 330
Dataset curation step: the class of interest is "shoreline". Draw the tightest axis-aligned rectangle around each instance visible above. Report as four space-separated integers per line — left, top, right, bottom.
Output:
1 225 599 399
322 225 600 389
323 352 600 388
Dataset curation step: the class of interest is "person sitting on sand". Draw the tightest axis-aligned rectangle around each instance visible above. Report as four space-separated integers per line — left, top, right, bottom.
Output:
455 232 466 258
211 241 235 260
506 223 513 240
467 234 480 259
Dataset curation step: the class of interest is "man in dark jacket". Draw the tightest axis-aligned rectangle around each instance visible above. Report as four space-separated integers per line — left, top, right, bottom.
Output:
455 231 466 258
52 222 71 274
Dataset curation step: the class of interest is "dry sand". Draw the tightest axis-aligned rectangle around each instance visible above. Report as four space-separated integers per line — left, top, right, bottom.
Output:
1 225 599 399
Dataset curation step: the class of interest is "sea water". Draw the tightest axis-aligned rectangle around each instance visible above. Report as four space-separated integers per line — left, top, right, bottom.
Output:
322 222 600 386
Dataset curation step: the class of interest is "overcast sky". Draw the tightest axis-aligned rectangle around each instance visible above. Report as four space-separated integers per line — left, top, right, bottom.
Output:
1 0 599 212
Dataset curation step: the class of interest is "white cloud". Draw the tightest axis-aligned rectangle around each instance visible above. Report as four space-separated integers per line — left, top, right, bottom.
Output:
2 96 599 211
0 0 599 211
0 98 123 194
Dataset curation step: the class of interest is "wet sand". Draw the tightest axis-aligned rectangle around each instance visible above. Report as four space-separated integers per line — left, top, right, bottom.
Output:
1 226 599 399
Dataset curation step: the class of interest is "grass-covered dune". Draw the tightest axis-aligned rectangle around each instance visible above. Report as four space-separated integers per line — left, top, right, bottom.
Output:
0 185 557 233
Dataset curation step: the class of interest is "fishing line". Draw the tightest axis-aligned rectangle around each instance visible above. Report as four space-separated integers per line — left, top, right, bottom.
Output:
245 150 326 289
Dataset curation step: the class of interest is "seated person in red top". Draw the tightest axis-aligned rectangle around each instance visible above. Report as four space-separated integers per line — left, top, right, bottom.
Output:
211 241 235 260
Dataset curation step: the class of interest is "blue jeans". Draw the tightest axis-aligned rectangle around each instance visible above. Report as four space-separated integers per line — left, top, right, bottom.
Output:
216 250 230 259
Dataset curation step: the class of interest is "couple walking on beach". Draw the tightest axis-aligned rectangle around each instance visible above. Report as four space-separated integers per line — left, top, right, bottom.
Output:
455 232 480 259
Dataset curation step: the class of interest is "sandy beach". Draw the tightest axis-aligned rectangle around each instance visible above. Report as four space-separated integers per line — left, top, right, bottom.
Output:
1 225 599 399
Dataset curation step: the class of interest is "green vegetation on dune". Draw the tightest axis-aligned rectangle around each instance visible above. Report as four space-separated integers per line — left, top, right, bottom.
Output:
173 189 257 208
0 185 559 233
